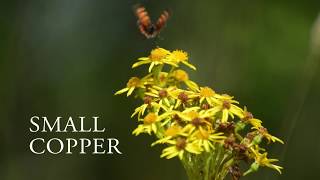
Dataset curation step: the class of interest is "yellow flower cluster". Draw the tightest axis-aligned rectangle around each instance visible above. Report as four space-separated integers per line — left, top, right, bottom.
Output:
115 47 284 178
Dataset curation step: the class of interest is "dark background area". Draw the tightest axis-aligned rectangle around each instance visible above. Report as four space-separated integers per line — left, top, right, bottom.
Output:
1 0 320 179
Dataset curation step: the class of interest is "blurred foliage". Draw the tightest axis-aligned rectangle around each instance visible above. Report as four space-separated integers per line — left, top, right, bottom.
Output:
0 0 320 180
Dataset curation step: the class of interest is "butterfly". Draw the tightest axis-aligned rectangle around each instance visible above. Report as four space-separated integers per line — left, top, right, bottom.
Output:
134 5 170 39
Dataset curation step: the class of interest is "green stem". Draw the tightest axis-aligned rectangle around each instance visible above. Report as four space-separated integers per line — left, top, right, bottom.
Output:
152 64 164 85
181 144 233 180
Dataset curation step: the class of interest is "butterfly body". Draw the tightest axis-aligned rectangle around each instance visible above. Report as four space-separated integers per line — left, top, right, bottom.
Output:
134 5 170 39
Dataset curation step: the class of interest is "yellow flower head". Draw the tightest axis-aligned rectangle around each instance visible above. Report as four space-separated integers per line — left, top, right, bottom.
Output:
160 137 202 160
126 77 141 88
255 127 284 144
255 152 283 174
175 137 187 150
165 125 182 137
172 50 188 62
159 72 168 83
185 110 200 120
168 49 196 70
242 107 263 128
192 129 226 152
173 69 189 81
132 48 175 72
150 48 170 61
144 113 158 125
115 76 143 96
196 129 210 140
200 87 215 97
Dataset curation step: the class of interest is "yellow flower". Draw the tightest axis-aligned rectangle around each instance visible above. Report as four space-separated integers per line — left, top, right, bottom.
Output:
144 113 158 124
192 87 224 106
115 74 154 97
193 93 243 124
132 48 177 72
132 112 171 135
165 125 183 136
172 50 188 61
220 99 243 123
253 127 284 144
173 69 189 81
160 137 202 160
131 97 169 119
150 48 170 60
200 87 215 97
115 77 143 96
152 125 188 146
206 94 243 123
245 150 283 175
191 128 226 152
144 86 178 108
175 108 213 134
158 72 168 84
172 69 199 91
169 50 196 70
256 152 283 173
172 91 192 109
241 107 262 128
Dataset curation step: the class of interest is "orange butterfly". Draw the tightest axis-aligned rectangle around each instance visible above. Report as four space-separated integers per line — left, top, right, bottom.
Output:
134 5 170 39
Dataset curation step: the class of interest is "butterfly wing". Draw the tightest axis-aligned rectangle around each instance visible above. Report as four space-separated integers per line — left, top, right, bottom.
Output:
134 5 151 29
155 10 170 32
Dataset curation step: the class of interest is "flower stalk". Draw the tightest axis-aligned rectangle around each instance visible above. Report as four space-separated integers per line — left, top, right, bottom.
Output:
181 145 233 180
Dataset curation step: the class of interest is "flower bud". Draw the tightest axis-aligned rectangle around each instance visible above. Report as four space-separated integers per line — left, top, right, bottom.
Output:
235 121 246 132
252 135 263 145
244 162 260 176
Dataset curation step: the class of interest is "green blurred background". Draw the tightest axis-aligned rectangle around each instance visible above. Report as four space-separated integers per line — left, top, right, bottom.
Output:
1 0 320 179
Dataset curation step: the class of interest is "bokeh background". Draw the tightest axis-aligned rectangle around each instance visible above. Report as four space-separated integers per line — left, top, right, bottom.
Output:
1 0 320 179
